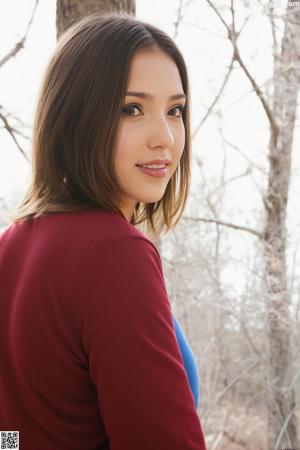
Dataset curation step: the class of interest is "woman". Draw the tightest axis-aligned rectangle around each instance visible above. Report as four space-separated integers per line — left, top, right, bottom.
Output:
0 12 207 450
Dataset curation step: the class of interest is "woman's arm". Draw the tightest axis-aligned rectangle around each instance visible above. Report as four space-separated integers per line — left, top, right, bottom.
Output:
72 235 207 450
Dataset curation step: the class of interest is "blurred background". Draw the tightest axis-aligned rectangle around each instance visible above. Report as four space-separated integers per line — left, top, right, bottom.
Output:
1 0 299 448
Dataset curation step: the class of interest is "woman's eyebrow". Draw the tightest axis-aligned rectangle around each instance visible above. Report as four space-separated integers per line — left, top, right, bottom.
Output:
126 91 186 101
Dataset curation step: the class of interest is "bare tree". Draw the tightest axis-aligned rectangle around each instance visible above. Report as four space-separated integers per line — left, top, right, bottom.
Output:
190 1 300 448
264 4 300 449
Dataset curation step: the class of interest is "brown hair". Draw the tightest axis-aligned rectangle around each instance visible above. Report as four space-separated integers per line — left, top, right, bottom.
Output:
12 12 192 239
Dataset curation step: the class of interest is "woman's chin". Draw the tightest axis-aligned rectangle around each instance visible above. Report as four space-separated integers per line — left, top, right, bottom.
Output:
138 193 165 204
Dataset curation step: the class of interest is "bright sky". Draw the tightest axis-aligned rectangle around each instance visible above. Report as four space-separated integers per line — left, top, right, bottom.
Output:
1 0 299 299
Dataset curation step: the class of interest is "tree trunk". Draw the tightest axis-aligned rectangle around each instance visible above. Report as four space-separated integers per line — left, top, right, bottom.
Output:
264 5 300 449
56 0 135 38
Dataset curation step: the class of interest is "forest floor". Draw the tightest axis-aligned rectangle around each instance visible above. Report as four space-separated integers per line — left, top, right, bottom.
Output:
202 400 300 450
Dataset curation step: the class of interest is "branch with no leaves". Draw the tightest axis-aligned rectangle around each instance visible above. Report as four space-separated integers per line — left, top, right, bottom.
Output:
182 215 263 239
274 404 296 450
203 357 263 422
210 411 230 450
0 0 40 69
205 0 279 142
192 54 235 139
223 136 267 175
0 1 39 160
173 0 185 39
0 105 30 139
0 108 29 161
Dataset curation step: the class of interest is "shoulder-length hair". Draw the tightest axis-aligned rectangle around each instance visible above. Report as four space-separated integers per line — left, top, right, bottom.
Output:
13 12 191 239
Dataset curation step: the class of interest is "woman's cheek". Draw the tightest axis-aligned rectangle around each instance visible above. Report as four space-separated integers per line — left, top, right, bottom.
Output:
118 124 140 157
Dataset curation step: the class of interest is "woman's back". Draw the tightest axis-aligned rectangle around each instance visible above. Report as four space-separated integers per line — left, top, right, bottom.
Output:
0 209 206 450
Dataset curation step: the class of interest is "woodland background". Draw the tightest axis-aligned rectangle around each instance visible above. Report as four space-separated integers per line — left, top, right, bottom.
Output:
0 0 300 449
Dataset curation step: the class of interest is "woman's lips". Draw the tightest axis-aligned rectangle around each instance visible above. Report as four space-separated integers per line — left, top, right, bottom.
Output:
136 165 168 178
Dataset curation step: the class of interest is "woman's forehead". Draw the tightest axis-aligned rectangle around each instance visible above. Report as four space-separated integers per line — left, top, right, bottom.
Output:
127 49 183 94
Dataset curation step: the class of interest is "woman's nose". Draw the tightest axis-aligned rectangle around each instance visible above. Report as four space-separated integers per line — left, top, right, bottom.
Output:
148 116 175 149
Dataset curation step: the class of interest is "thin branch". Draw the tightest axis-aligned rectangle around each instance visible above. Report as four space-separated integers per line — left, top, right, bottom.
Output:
205 0 279 143
210 411 230 450
223 136 267 174
288 228 300 298
192 54 235 139
182 20 226 40
209 167 252 197
0 0 38 161
268 3 280 62
240 318 262 359
182 215 263 239
234 44 279 141
282 364 300 394
0 106 30 140
3 108 29 129
0 0 40 69
0 110 29 161
173 0 185 39
222 61 297 115
203 357 263 421
223 430 248 449
275 404 297 450
230 0 236 34
206 0 228 30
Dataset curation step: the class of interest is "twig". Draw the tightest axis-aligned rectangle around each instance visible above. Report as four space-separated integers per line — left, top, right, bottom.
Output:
205 0 279 143
182 215 263 239
274 405 296 450
223 136 267 174
173 0 185 39
192 54 235 139
0 110 29 161
203 357 263 421
0 0 40 68
0 106 30 140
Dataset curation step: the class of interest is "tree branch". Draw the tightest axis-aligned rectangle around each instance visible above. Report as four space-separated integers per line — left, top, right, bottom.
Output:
0 0 40 69
0 109 29 161
192 54 235 139
275 404 297 450
223 136 267 174
182 215 263 239
203 357 263 421
205 0 279 143
173 0 185 39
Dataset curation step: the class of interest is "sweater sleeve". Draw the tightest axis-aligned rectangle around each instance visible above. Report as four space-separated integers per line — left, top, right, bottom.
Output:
72 235 206 450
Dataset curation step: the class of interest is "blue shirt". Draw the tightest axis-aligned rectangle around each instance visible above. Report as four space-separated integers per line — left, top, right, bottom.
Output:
173 315 200 408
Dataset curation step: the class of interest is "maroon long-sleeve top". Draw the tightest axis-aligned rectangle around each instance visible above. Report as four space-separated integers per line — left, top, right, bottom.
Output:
0 209 206 450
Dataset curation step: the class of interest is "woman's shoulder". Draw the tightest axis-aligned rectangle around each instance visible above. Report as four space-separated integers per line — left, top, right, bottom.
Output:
35 208 151 252
34 208 144 242
61 210 160 268
1 209 156 265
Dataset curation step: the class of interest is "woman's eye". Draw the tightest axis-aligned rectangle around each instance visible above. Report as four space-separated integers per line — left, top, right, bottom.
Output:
122 104 141 117
170 105 185 118
121 104 185 118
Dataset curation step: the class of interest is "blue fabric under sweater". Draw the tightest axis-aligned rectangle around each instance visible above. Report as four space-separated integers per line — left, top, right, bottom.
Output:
173 315 200 409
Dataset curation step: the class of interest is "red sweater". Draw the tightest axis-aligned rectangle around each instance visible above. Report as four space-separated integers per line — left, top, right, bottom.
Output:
0 209 206 450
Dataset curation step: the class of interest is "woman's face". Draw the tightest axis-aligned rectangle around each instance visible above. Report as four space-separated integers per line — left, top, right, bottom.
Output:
114 47 186 221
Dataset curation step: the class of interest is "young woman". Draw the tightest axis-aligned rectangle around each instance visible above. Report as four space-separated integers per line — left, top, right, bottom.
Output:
0 12 207 450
